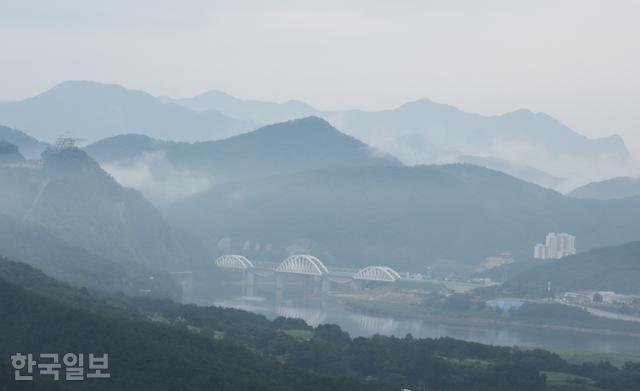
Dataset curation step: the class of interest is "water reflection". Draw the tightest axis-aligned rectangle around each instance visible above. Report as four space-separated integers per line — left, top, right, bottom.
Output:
351 313 399 335
276 306 327 327
201 278 640 357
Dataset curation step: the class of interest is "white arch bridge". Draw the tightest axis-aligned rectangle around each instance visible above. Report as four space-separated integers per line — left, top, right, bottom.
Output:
215 254 403 292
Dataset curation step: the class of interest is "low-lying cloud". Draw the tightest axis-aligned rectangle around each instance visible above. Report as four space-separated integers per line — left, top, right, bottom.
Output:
360 131 639 192
102 151 212 208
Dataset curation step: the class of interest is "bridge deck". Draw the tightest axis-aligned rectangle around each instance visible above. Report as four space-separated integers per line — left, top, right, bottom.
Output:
252 263 357 277
221 257 402 282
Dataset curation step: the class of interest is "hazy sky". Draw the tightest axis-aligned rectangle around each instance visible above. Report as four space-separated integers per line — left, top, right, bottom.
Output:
1 0 639 154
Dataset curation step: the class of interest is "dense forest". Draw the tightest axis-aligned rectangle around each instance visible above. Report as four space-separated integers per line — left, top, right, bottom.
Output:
1 256 640 390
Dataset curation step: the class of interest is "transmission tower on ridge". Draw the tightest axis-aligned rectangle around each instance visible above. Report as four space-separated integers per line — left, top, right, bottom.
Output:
50 134 86 152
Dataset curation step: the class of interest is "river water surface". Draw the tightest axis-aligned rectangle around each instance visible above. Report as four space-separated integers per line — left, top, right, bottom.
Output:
196 283 640 358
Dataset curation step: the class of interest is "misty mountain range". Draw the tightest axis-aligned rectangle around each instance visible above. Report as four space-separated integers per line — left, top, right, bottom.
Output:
165 86 634 189
1 80 636 190
160 89 317 125
84 117 399 205
86 116 399 175
1 81 639 285
0 143 207 297
2 112 640 273
0 124 48 159
167 161 640 270
0 81 255 143
456 154 564 189
164 88 628 167
568 176 640 200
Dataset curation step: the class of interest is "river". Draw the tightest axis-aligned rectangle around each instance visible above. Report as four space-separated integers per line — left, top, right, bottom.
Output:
192 282 640 358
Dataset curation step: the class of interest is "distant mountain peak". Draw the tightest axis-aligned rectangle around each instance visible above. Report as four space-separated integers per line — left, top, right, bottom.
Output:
282 99 315 109
33 80 159 108
165 90 317 124
397 97 444 108
286 115 330 126
0 80 254 142
511 108 534 115
187 89 315 109
82 133 161 163
241 116 359 142
250 116 334 132
392 98 468 117
499 108 557 121
50 79 136 92
192 89 239 101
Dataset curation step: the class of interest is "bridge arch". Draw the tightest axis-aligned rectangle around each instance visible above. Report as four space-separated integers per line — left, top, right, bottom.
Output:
276 254 329 276
215 254 255 270
353 266 402 282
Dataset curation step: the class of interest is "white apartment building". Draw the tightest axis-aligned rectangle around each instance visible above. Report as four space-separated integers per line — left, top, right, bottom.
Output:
533 232 576 260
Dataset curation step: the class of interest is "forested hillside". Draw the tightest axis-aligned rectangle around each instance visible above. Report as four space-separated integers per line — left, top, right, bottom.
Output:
0 146 208 272
502 241 640 296
169 164 640 269
85 117 400 184
0 216 179 298
2 256 639 390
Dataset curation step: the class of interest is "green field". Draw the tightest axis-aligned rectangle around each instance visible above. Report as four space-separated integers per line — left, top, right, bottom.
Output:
556 349 640 367
542 371 600 390
392 279 446 292
281 328 313 341
442 356 493 368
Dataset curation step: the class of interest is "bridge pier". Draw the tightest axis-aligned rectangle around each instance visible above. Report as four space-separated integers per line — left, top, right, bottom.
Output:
275 284 283 303
242 270 255 297
311 275 320 294
321 276 331 293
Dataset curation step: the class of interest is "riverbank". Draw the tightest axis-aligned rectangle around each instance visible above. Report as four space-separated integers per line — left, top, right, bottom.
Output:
339 294 640 339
